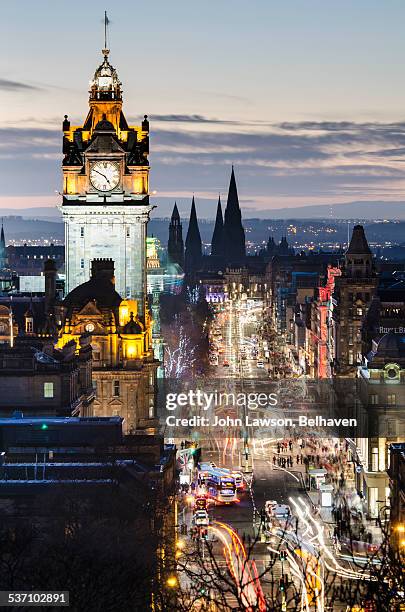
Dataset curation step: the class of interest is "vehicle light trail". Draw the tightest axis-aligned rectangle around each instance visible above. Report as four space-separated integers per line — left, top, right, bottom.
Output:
208 521 266 611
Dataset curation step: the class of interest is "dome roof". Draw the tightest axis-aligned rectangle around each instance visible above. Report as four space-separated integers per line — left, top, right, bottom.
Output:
63 276 122 312
375 332 405 360
89 52 122 101
122 312 143 334
94 116 115 132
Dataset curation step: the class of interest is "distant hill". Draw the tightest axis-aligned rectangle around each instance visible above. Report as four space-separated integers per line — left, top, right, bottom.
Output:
0 207 61 222
1 215 63 243
2 200 405 223
241 200 405 220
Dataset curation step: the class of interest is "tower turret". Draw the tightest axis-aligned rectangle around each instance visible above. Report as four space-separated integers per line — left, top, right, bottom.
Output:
344 225 374 278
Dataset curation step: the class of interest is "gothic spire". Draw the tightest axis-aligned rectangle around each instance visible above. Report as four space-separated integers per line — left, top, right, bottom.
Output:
222 166 246 262
0 219 7 270
171 202 180 222
211 195 224 257
184 196 202 273
168 202 184 269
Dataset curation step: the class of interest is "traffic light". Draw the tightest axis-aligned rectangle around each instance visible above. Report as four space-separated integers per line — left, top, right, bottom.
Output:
280 550 287 561
279 577 285 592
41 423 48 430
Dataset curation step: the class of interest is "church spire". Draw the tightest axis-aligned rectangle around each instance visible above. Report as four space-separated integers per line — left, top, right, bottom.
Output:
211 195 224 257
184 196 202 273
168 202 184 269
171 202 180 222
222 166 246 262
0 220 7 270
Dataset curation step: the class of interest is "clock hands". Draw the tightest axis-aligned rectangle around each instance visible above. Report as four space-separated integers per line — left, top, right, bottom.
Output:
92 168 111 186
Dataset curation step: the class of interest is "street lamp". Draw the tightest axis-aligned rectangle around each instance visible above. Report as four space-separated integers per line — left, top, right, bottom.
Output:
166 576 178 588
176 539 186 550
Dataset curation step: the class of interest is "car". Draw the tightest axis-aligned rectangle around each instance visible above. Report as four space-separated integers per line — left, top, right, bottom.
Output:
193 510 209 527
271 504 292 526
223 360 230 367
257 361 265 368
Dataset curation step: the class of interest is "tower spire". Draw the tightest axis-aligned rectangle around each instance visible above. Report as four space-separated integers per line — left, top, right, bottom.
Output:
184 196 202 273
0 218 7 270
168 202 184 269
222 166 246 262
211 195 224 257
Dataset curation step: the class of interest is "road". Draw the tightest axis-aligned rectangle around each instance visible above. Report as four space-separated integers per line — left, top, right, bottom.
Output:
176 298 370 610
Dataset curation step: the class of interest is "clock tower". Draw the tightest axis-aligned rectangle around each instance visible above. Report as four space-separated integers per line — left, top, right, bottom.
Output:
61 41 151 321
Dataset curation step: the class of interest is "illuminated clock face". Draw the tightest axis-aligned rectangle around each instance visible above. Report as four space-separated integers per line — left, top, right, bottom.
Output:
85 323 95 332
90 161 120 191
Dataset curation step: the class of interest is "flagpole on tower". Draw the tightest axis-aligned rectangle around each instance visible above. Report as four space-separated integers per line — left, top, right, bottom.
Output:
103 11 110 56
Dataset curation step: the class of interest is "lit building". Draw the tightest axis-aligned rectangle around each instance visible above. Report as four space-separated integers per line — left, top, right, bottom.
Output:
57 259 158 433
355 332 405 517
388 443 405 551
60 42 151 320
305 266 341 378
0 336 93 418
333 225 378 376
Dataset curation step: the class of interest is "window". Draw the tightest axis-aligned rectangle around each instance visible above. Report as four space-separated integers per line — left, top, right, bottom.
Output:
370 394 378 405
113 380 120 397
80 226 84 237
387 394 396 406
44 382 54 398
357 307 363 316
387 420 397 436
80 259 85 269
26 320 33 334
371 447 379 472
348 350 354 365
149 400 154 419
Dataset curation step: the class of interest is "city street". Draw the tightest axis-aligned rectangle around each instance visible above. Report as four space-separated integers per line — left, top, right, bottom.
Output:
175 297 384 610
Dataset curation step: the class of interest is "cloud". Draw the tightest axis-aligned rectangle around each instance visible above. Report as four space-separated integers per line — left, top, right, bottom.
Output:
141 114 239 125
0 78 41 92
2 117 405 210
